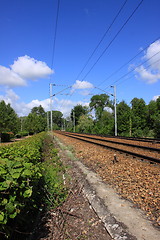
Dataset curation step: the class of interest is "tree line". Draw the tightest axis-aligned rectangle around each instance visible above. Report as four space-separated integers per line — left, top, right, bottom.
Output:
0 94 160 140
71 94 160 138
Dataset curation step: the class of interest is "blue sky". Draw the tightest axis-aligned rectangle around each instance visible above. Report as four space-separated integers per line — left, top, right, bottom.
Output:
0 0 160 117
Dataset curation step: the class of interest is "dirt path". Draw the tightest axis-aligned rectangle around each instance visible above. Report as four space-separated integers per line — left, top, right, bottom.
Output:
33 136 112 240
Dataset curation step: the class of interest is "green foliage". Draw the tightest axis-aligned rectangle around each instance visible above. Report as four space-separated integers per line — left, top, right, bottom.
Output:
31 105 46 117
24 111 47 134
71 105 89 126
0 100 19 134
0 133 46 237
117 101 131 136
41 135 67 208
0 132 67 238
147 97 160 137
77 115 94 133
89 94 113 121
130 98 148 137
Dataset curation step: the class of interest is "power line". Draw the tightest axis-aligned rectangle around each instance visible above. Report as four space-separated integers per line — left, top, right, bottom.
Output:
96 36 160 88
81 0 144 81
117 56 160 86
75 0 128 80
104 49 160 88
49 0 61 131
83 36 160 99
50 0 61 77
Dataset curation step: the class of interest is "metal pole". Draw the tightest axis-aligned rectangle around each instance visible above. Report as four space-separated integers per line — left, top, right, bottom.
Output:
47 111 49 131
50 83 53 132
64 118 65 131
111 85 117 136
114 85 117 136
73 111 75 132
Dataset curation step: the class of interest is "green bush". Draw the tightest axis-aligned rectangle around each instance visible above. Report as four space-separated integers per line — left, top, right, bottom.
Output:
0 132 46 238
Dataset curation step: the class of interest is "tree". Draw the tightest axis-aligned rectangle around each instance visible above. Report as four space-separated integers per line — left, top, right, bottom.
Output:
52 111 63 128
0 100 19 134
147 97 160 138
77 115 94 133
130 98 148 137
89 94 112 121
47 110 63 129
70 105 89 126
25 106 47 134
117 101 131 136
93 111 114 135
31 105 46 117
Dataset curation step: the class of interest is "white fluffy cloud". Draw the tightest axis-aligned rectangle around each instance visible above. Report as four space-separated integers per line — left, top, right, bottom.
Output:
135 40 160 84
11 55 53 80
72 80 94 89
0 89 89 117
153 95 160 101
0 55 53 87
135 65 160 84
0 66 26 87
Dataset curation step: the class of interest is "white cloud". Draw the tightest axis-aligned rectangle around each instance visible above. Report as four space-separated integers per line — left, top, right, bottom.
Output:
135 65 160 84
11 55 53 80
145 40 160 70
72 80 94 89
0 55 53 88
153 95 160 101
0 66 26 87
26 98 50 112
0 89 90 117
134 40 160 84
0 89 19 104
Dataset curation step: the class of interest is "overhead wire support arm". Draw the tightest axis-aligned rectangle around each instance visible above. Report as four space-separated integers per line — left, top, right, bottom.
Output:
50 85 72 97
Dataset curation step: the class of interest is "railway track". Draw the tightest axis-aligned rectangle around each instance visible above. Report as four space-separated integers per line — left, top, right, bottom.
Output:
55 131 160 164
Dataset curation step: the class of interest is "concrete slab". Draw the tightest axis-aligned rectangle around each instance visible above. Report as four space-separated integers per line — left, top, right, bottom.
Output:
76 161 160 240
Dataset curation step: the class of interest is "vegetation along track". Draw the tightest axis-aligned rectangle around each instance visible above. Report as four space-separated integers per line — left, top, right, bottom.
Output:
55 131 160 164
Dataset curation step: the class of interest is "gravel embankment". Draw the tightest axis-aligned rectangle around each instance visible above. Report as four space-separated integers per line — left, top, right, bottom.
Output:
55 132 160 227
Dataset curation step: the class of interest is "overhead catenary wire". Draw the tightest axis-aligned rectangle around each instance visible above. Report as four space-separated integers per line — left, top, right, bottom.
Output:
81 40 160 103
50 0 61 77
81 0 144 82
58 0 130 112
49 0 61 131
104 49 160 89
84 36 160 98
116 56 160 86
96 36 160 89
75 0 128 80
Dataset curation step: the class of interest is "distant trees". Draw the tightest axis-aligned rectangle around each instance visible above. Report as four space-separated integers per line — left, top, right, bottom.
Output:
1 95 160 139
69 95 160 138
70 105 89 126
77 115 94 133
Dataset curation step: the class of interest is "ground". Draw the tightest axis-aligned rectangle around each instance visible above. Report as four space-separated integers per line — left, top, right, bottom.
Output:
33 136 112 240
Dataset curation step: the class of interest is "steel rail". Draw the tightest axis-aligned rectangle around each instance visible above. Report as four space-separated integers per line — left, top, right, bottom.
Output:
65 132 160 153
56 131 160 164
98 135 160 144
67 131 160 144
